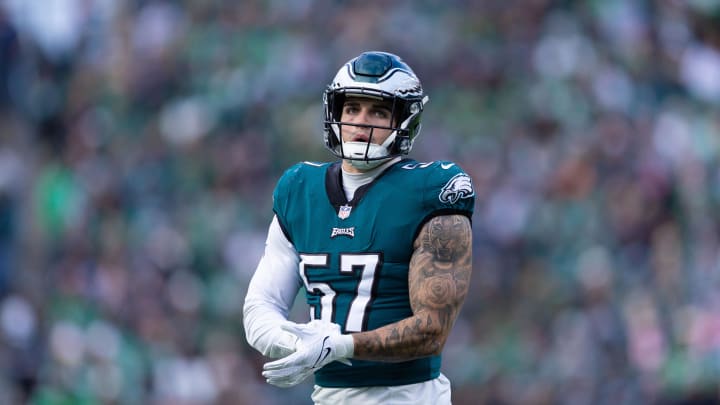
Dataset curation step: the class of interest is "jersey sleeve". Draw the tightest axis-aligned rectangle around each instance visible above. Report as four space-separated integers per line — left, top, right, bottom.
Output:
271 162 305 244
422 161 475 220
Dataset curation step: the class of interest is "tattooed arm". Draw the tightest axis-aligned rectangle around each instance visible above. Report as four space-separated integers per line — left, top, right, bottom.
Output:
350 214 473 361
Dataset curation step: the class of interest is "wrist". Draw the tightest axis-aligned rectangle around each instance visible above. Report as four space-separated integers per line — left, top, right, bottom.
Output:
334 333 354 359
267 328 298 358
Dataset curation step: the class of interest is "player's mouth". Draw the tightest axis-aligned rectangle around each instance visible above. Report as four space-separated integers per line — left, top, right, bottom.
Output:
350 134 371 143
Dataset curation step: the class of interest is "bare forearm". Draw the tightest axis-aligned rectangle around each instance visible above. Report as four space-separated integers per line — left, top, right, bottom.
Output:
351 312 448 361
351 215 473 362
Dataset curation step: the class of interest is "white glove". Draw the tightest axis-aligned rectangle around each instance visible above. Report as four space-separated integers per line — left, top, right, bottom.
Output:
266 328 299 358
262 320 354 388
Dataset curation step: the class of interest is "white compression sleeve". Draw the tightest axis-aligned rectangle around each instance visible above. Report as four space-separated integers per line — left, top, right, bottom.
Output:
243 215 302 358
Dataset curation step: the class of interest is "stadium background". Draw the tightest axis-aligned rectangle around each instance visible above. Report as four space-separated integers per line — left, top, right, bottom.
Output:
0 0 720 404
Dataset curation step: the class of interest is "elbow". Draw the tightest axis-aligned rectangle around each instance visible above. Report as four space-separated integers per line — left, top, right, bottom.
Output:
427 332 447 357
241 300 254 336
417 316 451 357
416 332 446 357
413 301 465 356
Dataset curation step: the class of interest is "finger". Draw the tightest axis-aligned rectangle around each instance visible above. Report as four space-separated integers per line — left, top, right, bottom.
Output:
262 368 292 380
263 363 303 379
266 376 300 388
266 378 293 388
279 321 302 335
266 368 313 387
263 365 309 385
263 354 297 371
267 373 306 387
266 375 299 388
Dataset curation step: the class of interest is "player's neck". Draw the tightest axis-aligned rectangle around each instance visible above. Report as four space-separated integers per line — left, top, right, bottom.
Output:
341 157 400 200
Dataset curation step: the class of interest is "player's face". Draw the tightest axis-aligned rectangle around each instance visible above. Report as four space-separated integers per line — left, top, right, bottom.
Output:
340 97 394 145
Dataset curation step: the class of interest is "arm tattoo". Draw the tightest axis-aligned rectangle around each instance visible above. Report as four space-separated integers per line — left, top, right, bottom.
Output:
352 215 473 361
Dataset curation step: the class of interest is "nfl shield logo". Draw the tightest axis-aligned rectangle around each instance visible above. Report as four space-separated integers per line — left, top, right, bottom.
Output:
338 204 352 220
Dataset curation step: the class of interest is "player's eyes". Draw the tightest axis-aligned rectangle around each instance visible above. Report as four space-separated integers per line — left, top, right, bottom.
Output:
373 110 390 119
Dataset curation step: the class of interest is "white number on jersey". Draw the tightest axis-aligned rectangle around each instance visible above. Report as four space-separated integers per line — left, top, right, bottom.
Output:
299 253 380 332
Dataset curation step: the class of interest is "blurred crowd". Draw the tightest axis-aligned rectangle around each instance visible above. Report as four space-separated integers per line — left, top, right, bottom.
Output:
1 0 720 404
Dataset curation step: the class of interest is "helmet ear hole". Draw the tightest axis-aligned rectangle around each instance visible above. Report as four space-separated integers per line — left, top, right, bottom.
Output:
409 101 421 115
398 137 410 154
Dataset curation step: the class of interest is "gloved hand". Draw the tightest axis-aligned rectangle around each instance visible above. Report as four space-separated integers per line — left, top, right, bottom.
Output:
262 320 353 387
266 328 299 359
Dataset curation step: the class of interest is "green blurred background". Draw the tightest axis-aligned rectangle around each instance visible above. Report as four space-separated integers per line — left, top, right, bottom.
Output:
1 0 720 404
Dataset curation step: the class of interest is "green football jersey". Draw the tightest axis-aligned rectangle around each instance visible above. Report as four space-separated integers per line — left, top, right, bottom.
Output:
272 159 475 388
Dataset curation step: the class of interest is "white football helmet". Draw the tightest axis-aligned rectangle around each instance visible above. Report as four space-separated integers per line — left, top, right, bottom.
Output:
323 51 429 169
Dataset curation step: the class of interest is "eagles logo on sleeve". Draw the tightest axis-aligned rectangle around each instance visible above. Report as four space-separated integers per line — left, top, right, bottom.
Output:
439 173 474 204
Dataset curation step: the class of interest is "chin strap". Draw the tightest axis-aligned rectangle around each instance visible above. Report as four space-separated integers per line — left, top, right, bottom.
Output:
347 156 391 170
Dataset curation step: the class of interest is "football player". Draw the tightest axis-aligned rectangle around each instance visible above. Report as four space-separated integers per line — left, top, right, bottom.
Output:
243 51 475 404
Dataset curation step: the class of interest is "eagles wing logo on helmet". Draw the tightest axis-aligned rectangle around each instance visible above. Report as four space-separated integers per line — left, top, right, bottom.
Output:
439 173 475 204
